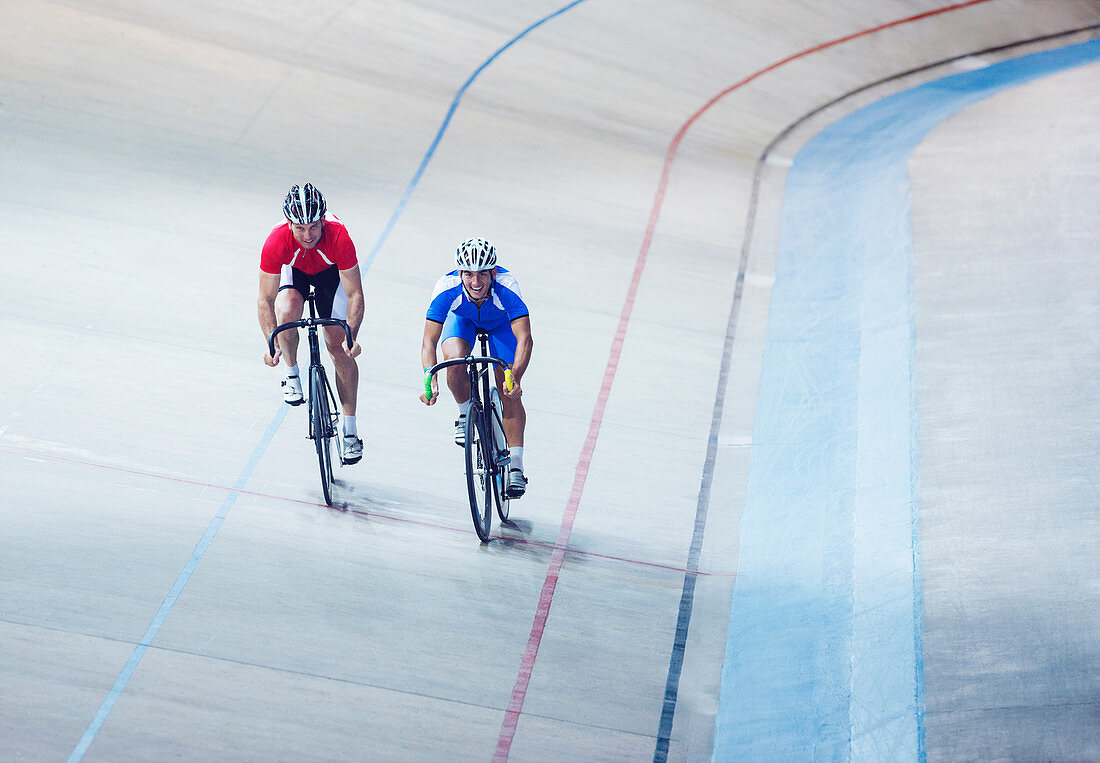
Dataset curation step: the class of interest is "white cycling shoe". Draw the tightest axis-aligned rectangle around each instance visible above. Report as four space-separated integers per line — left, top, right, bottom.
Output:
505 468 527 498
282 375 304 406
342 435 363 464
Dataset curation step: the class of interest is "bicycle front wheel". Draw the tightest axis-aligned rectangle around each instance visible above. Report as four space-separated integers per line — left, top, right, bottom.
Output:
464 406 492 542
311 367 335 506
489 391 510 522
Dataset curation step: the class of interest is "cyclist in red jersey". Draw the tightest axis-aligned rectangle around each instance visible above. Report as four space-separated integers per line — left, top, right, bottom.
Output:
257 183 366 463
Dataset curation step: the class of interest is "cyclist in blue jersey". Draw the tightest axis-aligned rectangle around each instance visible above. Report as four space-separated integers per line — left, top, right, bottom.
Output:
419 237 533 497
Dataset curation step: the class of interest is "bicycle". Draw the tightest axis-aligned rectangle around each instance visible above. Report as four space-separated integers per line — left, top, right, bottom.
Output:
425 329 514 542
268 288 354 507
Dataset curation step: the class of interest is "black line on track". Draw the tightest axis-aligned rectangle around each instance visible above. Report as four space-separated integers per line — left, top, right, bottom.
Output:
651 24 1099 761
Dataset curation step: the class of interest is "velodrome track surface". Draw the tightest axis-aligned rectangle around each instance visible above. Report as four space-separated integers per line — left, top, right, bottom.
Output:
2 1 1098 760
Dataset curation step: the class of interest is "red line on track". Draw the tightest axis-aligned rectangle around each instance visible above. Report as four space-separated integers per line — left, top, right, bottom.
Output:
491 0 996 758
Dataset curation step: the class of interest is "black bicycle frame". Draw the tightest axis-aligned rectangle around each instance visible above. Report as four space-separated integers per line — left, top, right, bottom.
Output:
427 330 509 415
267 290 353 365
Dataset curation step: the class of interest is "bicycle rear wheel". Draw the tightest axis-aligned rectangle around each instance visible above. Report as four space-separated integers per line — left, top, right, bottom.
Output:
464 406 492 541
311 367 335 506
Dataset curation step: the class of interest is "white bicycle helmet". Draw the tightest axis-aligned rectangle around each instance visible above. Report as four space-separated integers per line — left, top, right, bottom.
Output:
455 237 497 271
283 183 327 224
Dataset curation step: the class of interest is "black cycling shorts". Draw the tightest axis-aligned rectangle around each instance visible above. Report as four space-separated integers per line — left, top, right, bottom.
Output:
278 264 346 320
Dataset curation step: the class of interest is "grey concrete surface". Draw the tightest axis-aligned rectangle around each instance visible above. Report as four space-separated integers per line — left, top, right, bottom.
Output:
1 0 1099 760
910 61 1100 761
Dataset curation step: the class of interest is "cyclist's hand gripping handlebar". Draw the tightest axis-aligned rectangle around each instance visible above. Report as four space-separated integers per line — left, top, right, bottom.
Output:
423 369 435 402
423 357 513 403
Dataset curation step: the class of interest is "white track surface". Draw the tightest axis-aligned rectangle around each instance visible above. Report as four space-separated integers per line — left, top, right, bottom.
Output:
1 2 1098 760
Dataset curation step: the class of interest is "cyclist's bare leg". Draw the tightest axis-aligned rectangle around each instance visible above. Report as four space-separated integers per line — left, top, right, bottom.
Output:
442 337 471 404
274 288 304 368
324 325 358 415
496 366 525 446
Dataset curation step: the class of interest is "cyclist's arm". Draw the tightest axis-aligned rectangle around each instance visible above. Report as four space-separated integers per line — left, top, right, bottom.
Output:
421 319 444 370
258 271 281 335
508 315 533 387
420 319 444 405
258 271 282 366
338 264 365 340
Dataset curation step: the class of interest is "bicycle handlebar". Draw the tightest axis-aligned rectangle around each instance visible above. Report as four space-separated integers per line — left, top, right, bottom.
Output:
268 318 354 358
424 356 513 402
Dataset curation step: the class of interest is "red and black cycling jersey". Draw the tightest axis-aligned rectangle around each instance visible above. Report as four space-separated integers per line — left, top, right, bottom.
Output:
259 216 357 276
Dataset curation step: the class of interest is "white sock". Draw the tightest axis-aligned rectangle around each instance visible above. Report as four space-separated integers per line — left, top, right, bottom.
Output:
458 400 472 418
286 364 299 379
343 415 357 437
510 446 523 472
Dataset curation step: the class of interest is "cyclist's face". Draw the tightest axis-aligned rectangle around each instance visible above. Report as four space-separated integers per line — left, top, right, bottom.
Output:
289 219 324 249
460 268 494 300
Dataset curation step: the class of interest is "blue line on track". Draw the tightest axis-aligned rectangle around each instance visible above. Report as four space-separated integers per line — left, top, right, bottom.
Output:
68 406 288 762
67 4 592 758
712 39 1100 760
363 0 592 271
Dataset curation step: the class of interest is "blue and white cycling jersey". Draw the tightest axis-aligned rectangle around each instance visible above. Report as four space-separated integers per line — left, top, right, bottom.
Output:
426 267 529 328
426 267 529 363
